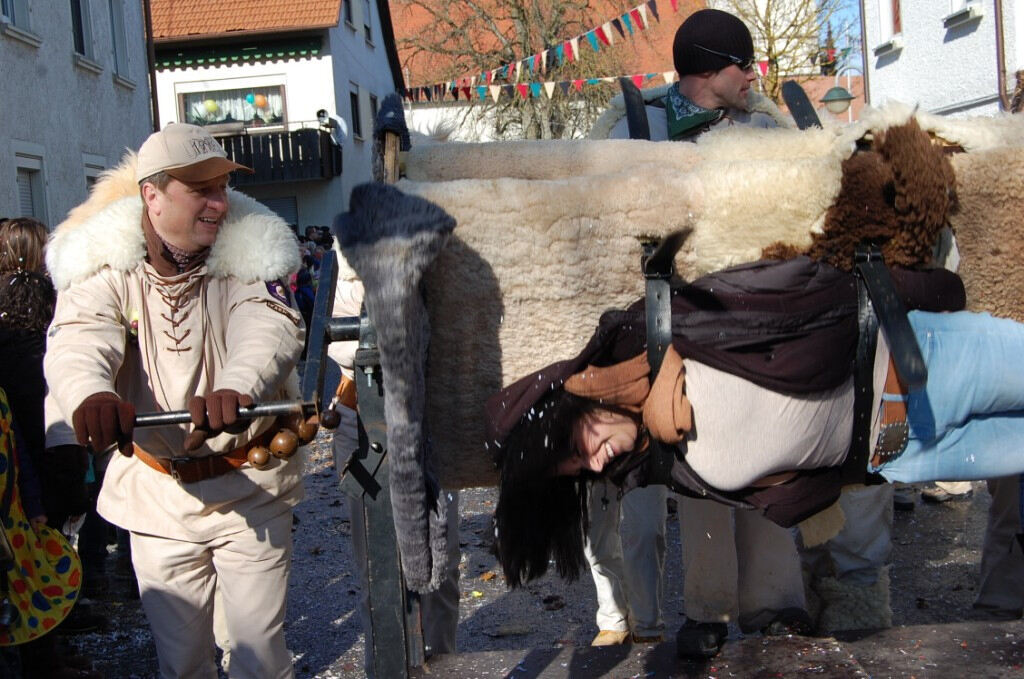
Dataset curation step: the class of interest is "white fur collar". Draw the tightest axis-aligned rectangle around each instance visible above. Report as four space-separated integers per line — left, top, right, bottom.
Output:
47 163 300 291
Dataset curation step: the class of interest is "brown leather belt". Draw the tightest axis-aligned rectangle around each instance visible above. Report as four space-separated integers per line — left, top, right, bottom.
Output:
870 356 909 468
133 427 276 484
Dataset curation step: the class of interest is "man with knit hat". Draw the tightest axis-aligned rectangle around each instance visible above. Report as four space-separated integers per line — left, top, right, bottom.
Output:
598 8 780 142
44 122 306 677
588 8 810 659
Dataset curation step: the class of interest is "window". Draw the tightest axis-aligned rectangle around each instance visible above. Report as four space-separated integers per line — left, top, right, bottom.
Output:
70 0 93 57
343 0 353 26
14 151 46 222
363 0 372 40
179 85 286 130
83 153 105 192
349 85 363 140
108 0 129 77
369 93 379 121
1 0 29 29
876 0 903 46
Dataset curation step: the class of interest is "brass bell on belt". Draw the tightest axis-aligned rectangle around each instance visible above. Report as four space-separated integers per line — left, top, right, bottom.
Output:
247 446 271 469
270 429 299 459
296 419 319 445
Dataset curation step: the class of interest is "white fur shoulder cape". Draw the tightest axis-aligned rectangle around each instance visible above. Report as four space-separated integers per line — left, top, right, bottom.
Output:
47 154 300 291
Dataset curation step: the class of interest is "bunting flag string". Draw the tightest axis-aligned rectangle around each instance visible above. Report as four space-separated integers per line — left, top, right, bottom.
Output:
403 70 669 103
406 0 675 101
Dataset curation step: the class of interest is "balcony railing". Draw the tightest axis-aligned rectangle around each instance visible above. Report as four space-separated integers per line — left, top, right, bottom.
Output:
217 127 342 186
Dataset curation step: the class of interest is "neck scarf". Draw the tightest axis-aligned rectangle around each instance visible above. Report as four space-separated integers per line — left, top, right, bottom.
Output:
665 85 724 141
564 345 692 443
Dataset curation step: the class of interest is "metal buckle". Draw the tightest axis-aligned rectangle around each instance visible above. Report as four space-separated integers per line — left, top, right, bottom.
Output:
168 456 198 482
873 422 909 464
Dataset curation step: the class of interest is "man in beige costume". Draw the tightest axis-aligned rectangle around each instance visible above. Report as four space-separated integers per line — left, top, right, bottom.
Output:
44 123 305 678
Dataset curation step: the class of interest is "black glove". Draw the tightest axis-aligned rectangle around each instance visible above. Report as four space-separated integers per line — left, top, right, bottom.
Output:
184 389 254 451
71 392 135 455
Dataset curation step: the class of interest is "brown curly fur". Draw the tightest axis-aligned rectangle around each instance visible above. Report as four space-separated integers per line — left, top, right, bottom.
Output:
762 119 957 271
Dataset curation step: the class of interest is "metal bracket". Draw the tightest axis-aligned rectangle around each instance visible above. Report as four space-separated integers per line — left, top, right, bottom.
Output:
338 305 423 677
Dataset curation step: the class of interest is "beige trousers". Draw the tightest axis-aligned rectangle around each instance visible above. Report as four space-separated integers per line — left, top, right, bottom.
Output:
680 497 806 632
130 510 295 679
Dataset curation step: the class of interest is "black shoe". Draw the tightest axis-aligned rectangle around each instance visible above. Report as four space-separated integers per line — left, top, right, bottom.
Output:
893 488 916 511
57 606 109 635
760 607 813 637
676 619 727 659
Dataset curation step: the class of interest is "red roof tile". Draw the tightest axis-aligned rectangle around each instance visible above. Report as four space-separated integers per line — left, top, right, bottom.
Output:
151 0 342 42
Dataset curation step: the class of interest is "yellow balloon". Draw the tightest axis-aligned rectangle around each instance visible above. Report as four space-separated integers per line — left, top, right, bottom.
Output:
203 99 220 113
253 94 268 109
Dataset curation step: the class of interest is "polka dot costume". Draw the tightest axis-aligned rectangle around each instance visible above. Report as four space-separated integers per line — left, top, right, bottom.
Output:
0 389 82 645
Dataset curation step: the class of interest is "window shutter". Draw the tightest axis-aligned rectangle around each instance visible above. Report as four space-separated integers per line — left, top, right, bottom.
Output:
17 168 35 217
258 196 298 228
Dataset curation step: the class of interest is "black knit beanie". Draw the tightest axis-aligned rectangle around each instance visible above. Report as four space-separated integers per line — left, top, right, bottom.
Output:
672 9 754 76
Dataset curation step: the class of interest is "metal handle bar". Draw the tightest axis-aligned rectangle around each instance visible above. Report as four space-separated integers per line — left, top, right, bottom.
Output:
134 400 314 428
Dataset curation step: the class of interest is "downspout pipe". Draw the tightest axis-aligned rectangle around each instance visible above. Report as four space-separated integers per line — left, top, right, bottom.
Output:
858 0 871 106
995 0 1011 111
142 0 160 132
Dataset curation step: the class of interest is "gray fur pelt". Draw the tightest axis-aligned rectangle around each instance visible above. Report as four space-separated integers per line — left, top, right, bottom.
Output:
335 182 456 593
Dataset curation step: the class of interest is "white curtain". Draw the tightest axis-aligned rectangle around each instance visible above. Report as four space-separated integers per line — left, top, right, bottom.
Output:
183 86 284 127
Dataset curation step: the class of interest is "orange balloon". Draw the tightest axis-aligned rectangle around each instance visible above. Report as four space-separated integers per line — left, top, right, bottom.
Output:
253 94 268 109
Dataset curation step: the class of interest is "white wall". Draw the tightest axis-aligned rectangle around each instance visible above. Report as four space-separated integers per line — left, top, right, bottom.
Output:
406 103 501 142
325 0 401 213
0 0 152 226
154 2 400 228
863 0 1019 116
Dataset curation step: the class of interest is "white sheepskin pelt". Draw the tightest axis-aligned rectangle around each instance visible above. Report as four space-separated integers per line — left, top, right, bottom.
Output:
397 103 1024 488
403 123 846 488
47 154 299 290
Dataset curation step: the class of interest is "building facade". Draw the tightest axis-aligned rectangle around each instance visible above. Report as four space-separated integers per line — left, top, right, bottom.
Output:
151 0 404 228
861 0 1022 116
0 0 152 226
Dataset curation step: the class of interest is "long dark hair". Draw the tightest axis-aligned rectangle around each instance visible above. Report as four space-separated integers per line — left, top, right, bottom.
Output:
494 388 610 587
0 270 55 333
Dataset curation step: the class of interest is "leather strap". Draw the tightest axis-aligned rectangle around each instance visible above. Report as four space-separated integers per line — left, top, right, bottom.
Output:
133 427 276 484
842 247 882 485
870 357 910 468
641 232 689 487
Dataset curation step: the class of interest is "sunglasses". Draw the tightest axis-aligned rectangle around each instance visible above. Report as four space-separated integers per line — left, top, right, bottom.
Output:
693 44 756 71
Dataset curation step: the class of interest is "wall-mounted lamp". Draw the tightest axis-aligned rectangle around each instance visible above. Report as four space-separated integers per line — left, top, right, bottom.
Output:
820 86 855 115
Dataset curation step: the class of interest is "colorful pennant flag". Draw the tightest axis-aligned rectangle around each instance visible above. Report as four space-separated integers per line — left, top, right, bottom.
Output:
404 0 691 100
647 0 660 23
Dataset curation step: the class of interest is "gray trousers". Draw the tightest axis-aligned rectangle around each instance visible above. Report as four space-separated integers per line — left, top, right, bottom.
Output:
974 475 1024 616
680 497 806 632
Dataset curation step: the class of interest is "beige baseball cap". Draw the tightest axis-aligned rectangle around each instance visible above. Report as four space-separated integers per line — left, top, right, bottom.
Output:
136 122 253 184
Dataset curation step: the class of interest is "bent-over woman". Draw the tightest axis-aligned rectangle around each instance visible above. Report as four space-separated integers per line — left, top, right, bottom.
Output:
486 256 1024 587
